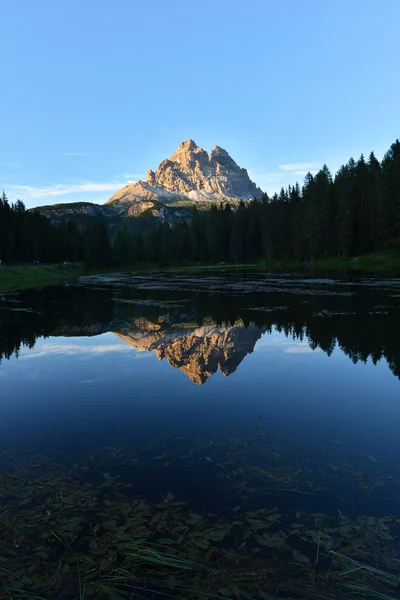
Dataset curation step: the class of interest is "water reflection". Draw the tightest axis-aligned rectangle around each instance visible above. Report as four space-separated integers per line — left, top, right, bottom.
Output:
1 272 400 382
115 321 265 384
1 273 400 598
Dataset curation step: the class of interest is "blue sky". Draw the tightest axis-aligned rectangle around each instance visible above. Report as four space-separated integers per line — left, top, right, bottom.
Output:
2 0 399 208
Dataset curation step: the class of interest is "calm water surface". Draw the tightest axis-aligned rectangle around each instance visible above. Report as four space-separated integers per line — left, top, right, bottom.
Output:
1 271 400 599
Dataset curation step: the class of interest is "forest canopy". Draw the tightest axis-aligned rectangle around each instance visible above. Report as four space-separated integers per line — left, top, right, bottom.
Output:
1 138 399 266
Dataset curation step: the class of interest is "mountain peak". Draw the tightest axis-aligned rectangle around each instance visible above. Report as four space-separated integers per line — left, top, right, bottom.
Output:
178 139 198 151
106 140 263 206
169 139 207 164
210 144 228 155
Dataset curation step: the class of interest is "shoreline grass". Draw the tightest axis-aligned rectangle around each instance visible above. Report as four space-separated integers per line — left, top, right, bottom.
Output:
1 251 399 292
0 264 88 292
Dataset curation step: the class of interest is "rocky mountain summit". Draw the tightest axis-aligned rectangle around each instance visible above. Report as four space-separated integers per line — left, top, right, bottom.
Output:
107 139 263 207
33 140 263 225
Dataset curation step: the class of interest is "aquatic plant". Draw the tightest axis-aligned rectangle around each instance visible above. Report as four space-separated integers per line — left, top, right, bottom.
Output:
0 425 399 599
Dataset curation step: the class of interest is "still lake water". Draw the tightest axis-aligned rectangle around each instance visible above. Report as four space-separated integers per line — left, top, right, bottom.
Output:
1 270 400 599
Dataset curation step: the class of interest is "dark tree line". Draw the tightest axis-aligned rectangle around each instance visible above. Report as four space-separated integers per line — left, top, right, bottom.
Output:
0 192 59 263
0 192 112 266
113 138 400 265
1 138 399 266
263 138 400 261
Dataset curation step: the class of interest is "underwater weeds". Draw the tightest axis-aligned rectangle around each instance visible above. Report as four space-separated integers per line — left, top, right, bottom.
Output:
0 424 400 599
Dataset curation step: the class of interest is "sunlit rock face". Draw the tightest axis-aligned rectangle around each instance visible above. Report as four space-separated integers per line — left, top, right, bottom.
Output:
32 140 263 224
105 139 263 209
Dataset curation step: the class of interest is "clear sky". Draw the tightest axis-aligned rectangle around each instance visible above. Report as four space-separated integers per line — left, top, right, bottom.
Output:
2 0 400 208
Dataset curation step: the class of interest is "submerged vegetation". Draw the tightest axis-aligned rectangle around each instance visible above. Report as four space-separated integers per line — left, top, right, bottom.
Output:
2 251 400 297
2 253 400 294
1 271 400 598
1 424 400 599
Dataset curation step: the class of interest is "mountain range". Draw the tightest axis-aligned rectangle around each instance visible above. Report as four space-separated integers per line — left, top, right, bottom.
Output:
34 140 263 226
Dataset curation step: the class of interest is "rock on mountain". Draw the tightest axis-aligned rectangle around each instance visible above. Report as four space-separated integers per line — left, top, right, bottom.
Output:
106 139 263 208
31 202 118 224
32 140 263 225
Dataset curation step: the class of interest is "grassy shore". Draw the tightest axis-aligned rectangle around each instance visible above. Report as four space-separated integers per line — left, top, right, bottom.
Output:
1 252 400 292
0 264 88 292
166 252 400 275
311 251 400 274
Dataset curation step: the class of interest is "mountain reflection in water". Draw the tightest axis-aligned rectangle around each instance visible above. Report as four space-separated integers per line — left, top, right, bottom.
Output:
1 271 400 382
2 272 400 600
115 320 265 384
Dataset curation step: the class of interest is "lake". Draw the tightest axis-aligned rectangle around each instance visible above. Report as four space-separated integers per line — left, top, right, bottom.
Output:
1 270 400 599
